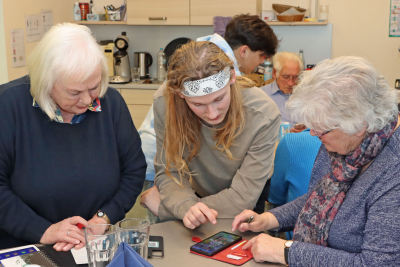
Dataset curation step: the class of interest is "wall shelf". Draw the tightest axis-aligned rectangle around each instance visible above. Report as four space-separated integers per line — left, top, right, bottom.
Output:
267 21 328 26
73 21 127 25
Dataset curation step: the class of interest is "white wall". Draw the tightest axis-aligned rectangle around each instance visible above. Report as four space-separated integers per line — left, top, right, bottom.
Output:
263 0 400 86
0 0 8 84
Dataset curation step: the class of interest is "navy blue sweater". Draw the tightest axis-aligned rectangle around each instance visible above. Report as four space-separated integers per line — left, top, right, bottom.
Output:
0 81 146 249
270 126 400 266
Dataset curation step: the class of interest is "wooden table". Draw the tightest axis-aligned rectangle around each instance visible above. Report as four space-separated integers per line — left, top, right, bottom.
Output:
147 219 284 267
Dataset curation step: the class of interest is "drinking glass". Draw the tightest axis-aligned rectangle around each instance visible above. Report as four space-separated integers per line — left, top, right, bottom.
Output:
319 5 329 21
84 224 118 267
131 67 141 82
117 218 150 260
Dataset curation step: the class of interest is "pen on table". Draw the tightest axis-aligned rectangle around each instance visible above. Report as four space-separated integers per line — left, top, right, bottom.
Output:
231 240 247 250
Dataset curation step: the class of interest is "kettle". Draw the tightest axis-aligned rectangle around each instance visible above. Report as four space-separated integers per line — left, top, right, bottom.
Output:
109 32 131 84
134 52 153 79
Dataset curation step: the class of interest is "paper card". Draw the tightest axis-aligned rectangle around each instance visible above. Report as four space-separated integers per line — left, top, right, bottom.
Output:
10 29 26 68
41 9 54 35
25 14 42 43
70 247 88 265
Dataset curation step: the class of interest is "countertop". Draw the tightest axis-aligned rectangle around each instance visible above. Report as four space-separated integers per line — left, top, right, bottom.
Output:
109 80 162 90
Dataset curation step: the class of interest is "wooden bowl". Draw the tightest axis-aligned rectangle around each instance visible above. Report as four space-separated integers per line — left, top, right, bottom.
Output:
276 14 305 22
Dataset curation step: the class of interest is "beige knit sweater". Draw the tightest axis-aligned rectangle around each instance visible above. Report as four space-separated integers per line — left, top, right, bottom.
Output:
153 85 281 221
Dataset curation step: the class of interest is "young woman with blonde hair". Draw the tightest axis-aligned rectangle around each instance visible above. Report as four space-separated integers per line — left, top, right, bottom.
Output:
141 41 280 229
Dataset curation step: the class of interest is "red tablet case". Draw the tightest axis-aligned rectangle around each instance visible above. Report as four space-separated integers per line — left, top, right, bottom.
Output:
190 239 253 266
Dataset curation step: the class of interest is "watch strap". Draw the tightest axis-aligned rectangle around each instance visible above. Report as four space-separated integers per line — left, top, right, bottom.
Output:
284 246 289 266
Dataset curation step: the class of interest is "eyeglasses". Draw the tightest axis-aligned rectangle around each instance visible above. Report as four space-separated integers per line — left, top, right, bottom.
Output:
311 129 334 139
280 74 299 83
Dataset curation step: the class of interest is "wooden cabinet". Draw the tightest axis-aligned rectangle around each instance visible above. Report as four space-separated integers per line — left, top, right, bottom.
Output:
119 89 156 127
127 0 189 25
190 0 262 25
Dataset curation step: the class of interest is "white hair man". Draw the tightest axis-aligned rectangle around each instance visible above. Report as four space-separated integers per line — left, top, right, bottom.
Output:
261 52 304 132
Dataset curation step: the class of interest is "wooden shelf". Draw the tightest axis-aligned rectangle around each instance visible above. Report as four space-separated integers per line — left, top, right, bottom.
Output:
72 21 127 25
267 21 328 26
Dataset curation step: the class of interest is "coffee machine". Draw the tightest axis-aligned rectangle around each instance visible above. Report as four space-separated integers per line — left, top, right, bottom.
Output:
134 52 153 79
109 32 131 84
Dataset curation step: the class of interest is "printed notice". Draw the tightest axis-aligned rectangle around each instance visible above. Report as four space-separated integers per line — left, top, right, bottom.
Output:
41 9 54 34
10 29 26 68
390 0 400 37
25 14 42 42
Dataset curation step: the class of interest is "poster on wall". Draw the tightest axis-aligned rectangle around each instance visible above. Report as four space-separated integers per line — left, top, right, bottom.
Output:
41 9 54 34
390 0 400 37
25 14 43 43
10 29 26 68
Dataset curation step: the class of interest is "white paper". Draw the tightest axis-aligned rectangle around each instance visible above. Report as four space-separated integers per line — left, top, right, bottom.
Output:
390 0 400 36
71 247 88 265
10 29 26 68
41 9 54 34
24 14 42 43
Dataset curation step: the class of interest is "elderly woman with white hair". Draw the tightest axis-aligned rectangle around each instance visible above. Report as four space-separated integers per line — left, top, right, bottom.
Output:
232 56 400 266
0 23 146 250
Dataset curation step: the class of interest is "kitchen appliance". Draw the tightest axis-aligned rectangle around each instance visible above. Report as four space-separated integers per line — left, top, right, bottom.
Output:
100 40 115 77
109 32 131 84
134 52 153 79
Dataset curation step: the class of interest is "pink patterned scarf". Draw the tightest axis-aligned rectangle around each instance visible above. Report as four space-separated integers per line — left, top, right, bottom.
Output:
292 116 398 246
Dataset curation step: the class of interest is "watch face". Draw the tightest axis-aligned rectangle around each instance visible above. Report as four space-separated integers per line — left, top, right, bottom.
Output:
285 240 294 248
97 211 104 217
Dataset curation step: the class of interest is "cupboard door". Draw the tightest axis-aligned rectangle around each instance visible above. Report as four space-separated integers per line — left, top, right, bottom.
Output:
127 104 152 127
127 0 189 25
190 0 261 25
120 89 156 105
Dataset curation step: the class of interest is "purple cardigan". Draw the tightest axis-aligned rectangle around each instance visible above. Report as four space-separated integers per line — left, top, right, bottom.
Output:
269 127 400 266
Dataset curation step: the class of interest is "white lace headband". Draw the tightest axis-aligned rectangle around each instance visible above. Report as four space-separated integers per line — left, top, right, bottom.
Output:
182 67 231 97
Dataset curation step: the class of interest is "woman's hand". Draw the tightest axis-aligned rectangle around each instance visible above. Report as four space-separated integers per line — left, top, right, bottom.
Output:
140 186 161 216
242 233 286 264
232 210 275 232
183 202 218 229
40 217 89 251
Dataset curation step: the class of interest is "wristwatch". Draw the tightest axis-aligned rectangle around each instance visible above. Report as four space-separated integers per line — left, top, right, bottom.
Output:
96 210 110 224
284 240 293 266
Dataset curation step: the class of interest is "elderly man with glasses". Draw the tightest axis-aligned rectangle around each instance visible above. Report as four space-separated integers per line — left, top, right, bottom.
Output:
261 52 305 133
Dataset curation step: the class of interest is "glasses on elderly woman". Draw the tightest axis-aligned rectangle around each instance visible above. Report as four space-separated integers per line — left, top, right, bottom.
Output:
311 129 334 139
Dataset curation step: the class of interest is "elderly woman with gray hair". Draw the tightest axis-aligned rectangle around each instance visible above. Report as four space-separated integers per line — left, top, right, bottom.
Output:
0 23 146 250
232 56 400 266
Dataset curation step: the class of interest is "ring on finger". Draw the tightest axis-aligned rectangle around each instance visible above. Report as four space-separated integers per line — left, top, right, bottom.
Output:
67 230 71 237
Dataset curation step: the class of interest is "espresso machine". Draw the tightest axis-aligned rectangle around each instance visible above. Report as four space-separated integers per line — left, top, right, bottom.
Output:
134 52 153 79
109 32 131 84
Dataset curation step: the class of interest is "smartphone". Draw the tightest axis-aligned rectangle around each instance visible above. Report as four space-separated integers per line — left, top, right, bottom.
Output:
190 231 242 256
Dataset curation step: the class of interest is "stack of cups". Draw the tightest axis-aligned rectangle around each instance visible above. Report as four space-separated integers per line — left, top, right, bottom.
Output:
84 218 150 266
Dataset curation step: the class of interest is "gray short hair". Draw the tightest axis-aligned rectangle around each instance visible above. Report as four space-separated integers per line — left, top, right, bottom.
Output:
272 52 303 77
287 56 398 135
27 23 108 120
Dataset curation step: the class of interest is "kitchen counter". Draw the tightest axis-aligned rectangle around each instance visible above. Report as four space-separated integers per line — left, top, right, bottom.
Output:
109 81 162 90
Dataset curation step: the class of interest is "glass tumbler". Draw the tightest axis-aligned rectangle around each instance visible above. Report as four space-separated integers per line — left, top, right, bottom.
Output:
117 218 150 260
84 224 118 267
131 67 141 82
319 5 329 21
